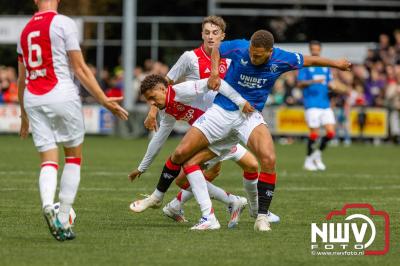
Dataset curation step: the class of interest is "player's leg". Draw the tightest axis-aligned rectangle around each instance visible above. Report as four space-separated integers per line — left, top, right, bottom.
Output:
165 160 222 220
246 124 276 232
27 105 64 241
314 108 336 170
38 149 59 209
304 128 319 171
304 108 320 171
52 99 85 240
314 123 335 170
181 148 221 230
57 144 82 240
232 147 259 217
162 170 191 223
156 127 209 199
230 146 280 223
130 127 210 213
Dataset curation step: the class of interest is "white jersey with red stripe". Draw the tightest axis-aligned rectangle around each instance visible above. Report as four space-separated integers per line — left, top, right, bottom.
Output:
137 79 246 172
166 45 230 82
17 10 81 108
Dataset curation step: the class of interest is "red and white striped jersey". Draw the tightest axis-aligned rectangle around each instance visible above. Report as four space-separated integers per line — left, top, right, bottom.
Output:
167 45 230 83
17 10 81 108
164 79 213 125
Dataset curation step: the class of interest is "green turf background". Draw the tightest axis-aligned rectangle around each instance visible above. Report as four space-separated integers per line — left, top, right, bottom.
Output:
0 136 398 266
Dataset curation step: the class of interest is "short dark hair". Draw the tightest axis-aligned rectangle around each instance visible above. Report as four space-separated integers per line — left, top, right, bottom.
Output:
202 16 226 33
250 30 274 49
140 74 168 95
309 40 321 47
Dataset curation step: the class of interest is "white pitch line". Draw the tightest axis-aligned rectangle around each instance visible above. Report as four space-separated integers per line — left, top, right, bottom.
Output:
1 171 399 179
1 185 400 192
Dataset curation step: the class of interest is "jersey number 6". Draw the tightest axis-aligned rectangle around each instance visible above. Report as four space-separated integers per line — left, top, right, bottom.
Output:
27 31 43 68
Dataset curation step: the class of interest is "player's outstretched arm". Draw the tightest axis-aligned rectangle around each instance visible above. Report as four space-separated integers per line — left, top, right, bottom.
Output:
303 56 352 71
129 114 176 182
68 51 129 120
208 42 222 90
17 61 29 139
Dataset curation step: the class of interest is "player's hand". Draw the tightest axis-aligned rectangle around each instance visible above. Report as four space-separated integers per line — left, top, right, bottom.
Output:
19 114 29 139
144 114 158 131
241 101 255 113
208 75 221 91
103 97 129 120
335 58 352 71
128 169 142 182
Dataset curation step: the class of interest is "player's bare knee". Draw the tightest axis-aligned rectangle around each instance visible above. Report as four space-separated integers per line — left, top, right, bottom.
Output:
260 153 276 170
171 147 188 165
244 159 259 173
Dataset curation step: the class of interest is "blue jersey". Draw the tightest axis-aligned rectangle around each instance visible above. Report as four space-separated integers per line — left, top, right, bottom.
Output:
297 66 332 109
214 39 304 111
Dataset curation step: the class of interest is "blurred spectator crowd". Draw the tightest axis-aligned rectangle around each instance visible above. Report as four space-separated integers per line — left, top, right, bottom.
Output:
1 33 399 142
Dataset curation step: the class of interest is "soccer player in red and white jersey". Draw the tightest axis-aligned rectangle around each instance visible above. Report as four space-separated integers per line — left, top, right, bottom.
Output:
17 0 128 241
134 16 280 227
130 74 254 229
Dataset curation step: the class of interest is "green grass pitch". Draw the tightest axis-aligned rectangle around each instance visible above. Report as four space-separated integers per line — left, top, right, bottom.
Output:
0 135 399 266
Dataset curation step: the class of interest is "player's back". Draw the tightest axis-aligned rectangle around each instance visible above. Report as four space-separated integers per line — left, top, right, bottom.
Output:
298 66 331 109
18 10 81 108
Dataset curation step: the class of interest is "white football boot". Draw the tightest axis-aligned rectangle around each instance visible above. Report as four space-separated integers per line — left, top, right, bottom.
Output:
249 207 280 223
254 214 272 232
129 194 162 213
228 196 248 228
163 203 188 223
304 156 318 171
267 211 280 223
190 214 221 230
312 150 326 171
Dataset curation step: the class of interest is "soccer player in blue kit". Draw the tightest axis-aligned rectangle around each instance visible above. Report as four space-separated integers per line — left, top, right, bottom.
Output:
151 30 351 231
297 41 337 171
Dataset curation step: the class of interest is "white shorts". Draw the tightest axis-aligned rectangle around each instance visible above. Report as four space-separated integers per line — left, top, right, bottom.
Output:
193 104 243 145
236 111 267 145
204 143 248 170
305 108 336 129
193 104 266 154
26 100 85 152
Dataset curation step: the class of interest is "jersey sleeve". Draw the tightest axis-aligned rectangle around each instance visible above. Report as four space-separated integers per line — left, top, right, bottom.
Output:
277 48 304 72
173 79 208 103
137 113 176 173
219 39 249 59
218 80 247 110
166 51 192 83
57 15 81 51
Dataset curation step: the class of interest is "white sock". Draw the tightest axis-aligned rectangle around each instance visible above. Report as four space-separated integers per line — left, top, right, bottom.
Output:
206 181 235 205
152 188 164 201
169 189 193 210
184 166 213 217
58 158 81 226
39 162 58 208
180 189 193 204
243 173 258 209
